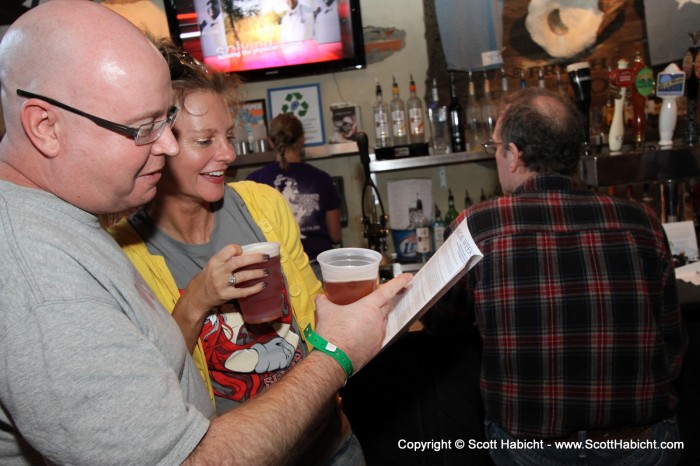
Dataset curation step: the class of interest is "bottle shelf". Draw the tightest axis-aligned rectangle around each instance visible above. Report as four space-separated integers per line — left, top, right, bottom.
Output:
579 145 700 187
368 150 494 173
228 141 496 173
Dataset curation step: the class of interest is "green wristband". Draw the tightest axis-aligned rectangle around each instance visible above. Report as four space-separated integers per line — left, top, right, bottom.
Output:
303 324 353 381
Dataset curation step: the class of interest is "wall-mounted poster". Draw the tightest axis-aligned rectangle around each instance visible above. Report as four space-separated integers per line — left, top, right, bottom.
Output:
238 99 268 142
267 83 325 146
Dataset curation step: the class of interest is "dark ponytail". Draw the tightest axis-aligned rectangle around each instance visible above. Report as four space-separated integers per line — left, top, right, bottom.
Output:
268 113 304 172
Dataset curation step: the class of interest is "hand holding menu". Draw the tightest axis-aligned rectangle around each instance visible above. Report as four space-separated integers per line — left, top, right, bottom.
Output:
382 218 483 348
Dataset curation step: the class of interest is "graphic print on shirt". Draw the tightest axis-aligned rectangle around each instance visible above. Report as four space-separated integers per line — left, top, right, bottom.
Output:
195 280 303 402
273 174 321 239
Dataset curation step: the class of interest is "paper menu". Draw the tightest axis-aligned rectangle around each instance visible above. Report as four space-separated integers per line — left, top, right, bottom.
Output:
381 217 483 348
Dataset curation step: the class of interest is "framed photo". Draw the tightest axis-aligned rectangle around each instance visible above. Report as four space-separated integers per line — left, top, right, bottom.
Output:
329 102 361 144
267 84 325 146
238 99 268 143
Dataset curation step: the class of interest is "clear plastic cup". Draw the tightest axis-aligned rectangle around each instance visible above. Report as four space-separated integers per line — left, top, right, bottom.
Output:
317 248 382 305
237 242 283 323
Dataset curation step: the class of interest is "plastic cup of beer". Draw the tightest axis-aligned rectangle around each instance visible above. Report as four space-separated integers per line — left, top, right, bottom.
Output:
237 242 284 324
317 248 382 305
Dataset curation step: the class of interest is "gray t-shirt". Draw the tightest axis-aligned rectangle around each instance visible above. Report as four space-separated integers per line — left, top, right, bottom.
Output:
0 181 214 465
130 188 264 289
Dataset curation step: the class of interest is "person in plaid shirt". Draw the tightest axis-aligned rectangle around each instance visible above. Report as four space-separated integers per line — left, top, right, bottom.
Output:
426 87 687 465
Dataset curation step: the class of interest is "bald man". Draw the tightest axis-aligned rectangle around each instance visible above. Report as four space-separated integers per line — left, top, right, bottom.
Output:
0 1 410 464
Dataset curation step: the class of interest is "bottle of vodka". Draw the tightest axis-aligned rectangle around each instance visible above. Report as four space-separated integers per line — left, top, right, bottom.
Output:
412 194 431 262
407 74 425 144
427 78 450 154
373 79 392 148
390 76 408 145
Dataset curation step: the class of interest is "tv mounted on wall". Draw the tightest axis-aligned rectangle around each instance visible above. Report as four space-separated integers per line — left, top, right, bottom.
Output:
163 0 366 82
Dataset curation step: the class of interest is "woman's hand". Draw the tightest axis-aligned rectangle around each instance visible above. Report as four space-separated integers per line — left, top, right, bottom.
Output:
172 244 269 352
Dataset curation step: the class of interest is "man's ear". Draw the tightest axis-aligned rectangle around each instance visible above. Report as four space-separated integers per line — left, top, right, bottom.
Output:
19 101 60 157
506 142 521 173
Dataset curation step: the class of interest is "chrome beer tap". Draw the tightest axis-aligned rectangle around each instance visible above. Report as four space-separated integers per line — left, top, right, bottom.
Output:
357 132 389 254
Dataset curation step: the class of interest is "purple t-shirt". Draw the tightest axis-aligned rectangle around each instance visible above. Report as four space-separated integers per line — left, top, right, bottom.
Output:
246 162 341 260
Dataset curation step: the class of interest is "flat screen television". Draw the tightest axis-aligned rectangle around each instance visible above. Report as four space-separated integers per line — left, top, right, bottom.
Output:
163 0 366 82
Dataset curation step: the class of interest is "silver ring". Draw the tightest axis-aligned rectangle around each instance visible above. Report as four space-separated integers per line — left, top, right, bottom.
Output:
228 273 237 287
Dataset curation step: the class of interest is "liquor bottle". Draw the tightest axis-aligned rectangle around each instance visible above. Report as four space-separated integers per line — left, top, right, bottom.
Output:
500 66 509 97
427 78 450 154
390 76 408 146
412 194 431 262
482 70 497 138
407 74 425 144
603 96 614 129
519 69 527 89
444 188 459 225
555 69 568 99
464 189 473 209
466 71 484 150
538 67 546 89
448 72 466 152
432 204 446 251
373 79 392 148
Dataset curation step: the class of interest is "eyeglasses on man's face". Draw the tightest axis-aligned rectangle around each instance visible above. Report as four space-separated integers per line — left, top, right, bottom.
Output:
482 139 503 156
16 89 178 146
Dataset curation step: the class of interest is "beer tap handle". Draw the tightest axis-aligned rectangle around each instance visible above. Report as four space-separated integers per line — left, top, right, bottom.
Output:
357 131 371 179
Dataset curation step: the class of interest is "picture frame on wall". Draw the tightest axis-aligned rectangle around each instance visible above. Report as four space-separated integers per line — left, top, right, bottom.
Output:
267 83 325 146
238 98 268 143
329 102 362 144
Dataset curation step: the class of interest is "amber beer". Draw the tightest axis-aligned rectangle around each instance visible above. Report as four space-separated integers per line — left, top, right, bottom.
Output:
323 278 377 305
317 248 383 305
237 242 284 324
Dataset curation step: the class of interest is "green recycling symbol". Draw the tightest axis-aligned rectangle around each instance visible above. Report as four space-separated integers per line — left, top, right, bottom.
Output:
281 92 309 117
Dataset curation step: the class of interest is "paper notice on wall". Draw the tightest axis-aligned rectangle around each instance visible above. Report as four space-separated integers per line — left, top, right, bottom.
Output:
662 220 698 261
381 217 483 348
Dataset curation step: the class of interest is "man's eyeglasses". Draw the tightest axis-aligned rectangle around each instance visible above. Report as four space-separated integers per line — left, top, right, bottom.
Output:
16 89 178 146
482 139 503 156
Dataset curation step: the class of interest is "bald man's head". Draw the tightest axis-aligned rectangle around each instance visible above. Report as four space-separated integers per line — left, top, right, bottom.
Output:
1 0 165 120
0 0 178 214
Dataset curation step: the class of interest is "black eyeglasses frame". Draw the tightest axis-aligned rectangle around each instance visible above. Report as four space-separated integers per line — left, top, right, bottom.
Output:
16 89 178 146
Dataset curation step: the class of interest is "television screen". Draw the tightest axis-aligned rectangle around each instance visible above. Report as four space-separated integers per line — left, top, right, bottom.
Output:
164 0 366 81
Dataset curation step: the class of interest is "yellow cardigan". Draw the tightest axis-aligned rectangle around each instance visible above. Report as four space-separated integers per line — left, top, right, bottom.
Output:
109 181 323 405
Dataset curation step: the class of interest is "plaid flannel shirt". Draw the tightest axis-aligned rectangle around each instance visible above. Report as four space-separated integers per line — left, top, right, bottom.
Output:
438 175 687 439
